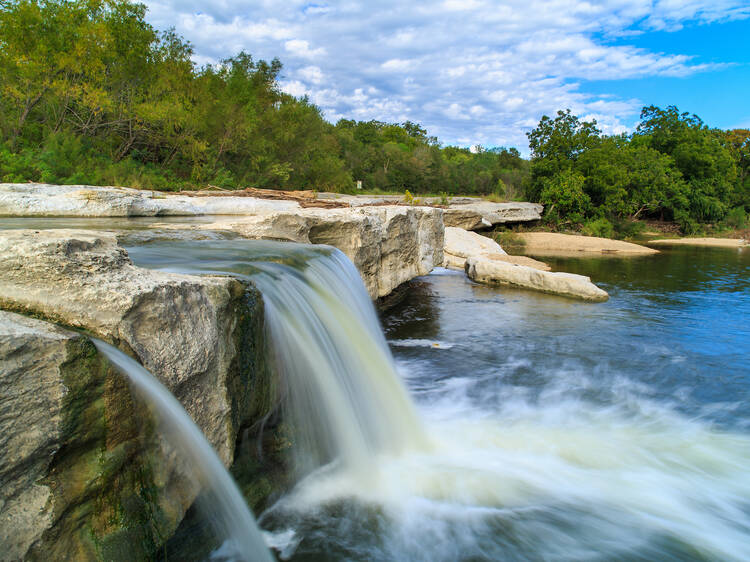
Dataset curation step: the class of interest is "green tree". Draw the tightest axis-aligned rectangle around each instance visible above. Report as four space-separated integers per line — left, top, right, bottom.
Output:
526 109 600 200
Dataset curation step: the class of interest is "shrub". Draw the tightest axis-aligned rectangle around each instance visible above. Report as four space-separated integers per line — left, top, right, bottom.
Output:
494 230 526 251
725 207 748 230
582 217 615 238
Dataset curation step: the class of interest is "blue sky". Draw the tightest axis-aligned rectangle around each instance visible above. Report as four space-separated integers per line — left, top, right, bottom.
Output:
142 1 750 153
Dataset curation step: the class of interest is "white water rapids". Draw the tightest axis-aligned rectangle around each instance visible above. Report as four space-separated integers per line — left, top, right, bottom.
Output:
123 239 750 561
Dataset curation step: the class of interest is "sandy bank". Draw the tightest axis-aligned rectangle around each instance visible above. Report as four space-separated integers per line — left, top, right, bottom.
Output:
517 232 658 255
648 237 748 248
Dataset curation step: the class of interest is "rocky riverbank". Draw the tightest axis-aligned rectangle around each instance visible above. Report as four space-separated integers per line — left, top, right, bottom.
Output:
0 184 600 560
0 230 275 559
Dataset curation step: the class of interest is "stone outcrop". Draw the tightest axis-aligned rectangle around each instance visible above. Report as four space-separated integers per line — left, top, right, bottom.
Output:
0 183 300 217
443 227 550 271
0 311 194 560
517 232 658 255
0 229 268 465
154 205 444 299
485 254 551 270
0 230 275 560
442 201 543 230
1 184 445 300
443 226 506 269
465 257 608 301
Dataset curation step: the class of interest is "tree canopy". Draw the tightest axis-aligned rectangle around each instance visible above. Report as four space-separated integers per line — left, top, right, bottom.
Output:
0 0 528 195
526 105 746 232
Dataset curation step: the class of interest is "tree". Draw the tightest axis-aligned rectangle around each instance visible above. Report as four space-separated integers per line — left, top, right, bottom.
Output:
526 109 601 200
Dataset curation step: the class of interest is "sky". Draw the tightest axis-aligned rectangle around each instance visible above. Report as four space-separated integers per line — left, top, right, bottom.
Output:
142 0 750 153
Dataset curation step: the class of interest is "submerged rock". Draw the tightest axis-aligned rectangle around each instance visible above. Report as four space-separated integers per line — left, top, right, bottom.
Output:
465 256 608 301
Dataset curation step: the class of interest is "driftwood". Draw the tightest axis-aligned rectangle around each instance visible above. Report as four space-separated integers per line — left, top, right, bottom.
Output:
177 187 350 209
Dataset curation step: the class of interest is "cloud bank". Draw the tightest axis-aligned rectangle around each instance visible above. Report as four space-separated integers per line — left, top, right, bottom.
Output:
143 0 750 150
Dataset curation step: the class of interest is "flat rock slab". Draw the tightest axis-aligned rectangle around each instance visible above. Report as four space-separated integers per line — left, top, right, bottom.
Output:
518 232 658 255
486 254 551 271
649 237 749 248
0 183 301 216
0 229 254 464
465 256 608 301
443 226 505 269
153 205 444 299
443 201 543 230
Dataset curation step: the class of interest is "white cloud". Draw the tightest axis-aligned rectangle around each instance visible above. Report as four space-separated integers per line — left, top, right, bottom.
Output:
284 39 326 59
298 65 325 84
142 0 749 151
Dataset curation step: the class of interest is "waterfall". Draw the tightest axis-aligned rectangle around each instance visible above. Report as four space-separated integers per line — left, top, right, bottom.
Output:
126 239 428 475
93 339 273 562
250 248 429 474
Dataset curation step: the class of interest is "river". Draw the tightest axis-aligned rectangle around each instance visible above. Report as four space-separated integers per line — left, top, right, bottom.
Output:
261 245 750 561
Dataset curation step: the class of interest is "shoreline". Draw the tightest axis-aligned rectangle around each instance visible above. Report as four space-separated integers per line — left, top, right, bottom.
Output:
648 237 748 248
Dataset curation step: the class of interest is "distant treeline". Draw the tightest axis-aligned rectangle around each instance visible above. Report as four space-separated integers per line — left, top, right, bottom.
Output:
526 107 750 234
0 0 525 196
2 0 748 233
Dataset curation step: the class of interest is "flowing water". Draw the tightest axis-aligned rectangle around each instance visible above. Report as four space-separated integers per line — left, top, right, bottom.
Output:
126 240 750 561
92 339 273 562
260 246 750 561
126 240 427 476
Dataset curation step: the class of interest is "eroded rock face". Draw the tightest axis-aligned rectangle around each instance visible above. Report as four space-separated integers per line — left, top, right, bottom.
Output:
0 311 192 560
442 201 543 230
1 184 446 299
0 229 266 465
465 257 608 302
157 206 445 298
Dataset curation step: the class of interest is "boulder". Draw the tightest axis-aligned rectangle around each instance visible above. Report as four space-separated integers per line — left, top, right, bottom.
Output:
443 227 550 271
443 226 505 270
465 257 608 301
443 201 543 230
486 254 551 271
0 229 269 466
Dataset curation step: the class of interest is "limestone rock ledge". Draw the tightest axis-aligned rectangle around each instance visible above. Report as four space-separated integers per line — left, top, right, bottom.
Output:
0 183 301 216
157 205 445 299
442 201 543 230
443 226 506 270
1 184 445 300
0 229 268 465
465 257 609 302
0 311 194 560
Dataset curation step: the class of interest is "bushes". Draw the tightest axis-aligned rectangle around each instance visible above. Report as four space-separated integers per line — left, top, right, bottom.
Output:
582 217 614 239
724 207 748 230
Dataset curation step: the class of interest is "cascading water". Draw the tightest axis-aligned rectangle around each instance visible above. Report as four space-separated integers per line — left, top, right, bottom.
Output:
126 240 428 476
92 339 273 562
126 239 750 561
